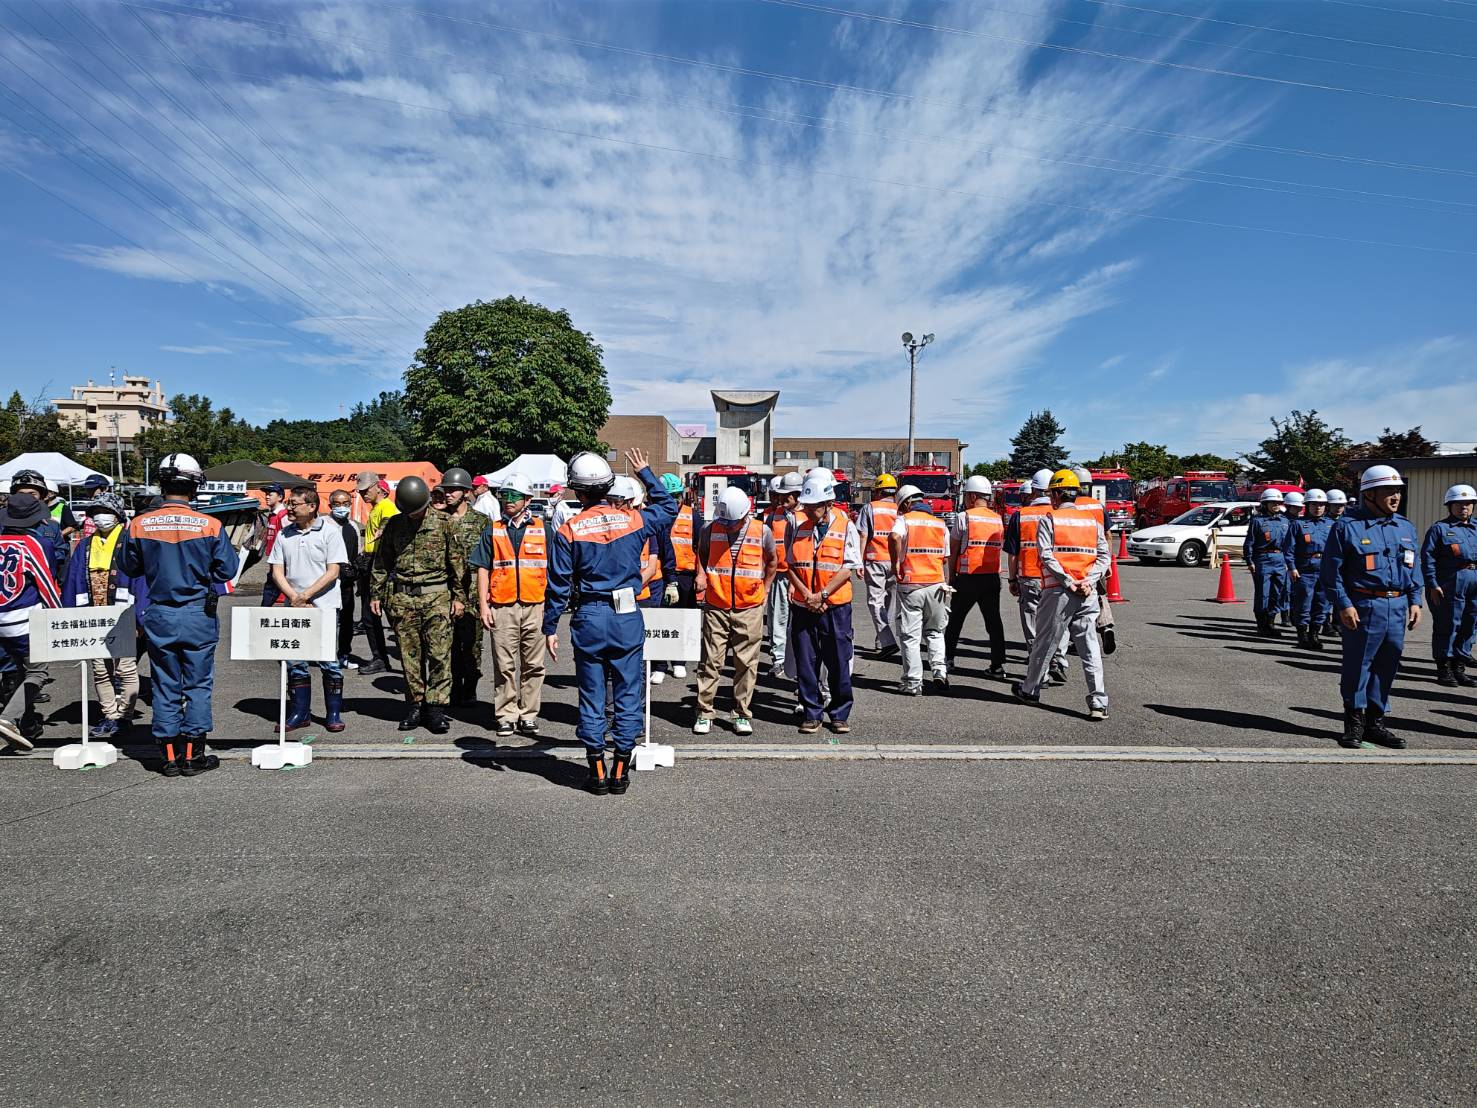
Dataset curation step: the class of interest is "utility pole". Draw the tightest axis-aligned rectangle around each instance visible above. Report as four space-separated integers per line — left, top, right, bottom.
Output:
900 331 934 467
108 412 124 484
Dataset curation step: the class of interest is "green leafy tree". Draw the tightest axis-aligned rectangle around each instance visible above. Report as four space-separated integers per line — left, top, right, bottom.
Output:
134 393 258 468
1176 452 1241 478
1008 410 1067 476
1082 442 1177 481
0 390 80 457
1243 409 1351 490
1375 426 1439 458
404 297 612 472
965 459 1012 481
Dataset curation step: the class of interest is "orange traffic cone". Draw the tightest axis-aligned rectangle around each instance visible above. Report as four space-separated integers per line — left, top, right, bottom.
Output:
1105 554 1129 603
1212 554 1244 604
1116 529 1130 561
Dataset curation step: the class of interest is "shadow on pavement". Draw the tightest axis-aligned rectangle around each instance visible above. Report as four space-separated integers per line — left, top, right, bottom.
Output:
1146 703 1331 742
1291 705 1474 741
455 737 588 790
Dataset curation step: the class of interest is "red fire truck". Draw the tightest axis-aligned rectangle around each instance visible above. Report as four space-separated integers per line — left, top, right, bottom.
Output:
687 465 761 517
830 469 856 516
1087 469 1137 532
993 479 1028 519
1135 471 1238 528
898 465 960 521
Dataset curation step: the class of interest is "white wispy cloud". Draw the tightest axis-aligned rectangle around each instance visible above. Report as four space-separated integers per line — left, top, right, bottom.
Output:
160 344 231 355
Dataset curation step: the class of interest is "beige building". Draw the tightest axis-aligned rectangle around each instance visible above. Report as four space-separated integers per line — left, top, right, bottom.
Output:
53 375 169 452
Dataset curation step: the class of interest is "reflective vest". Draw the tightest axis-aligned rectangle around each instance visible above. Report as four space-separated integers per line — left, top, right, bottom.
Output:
789 507 854 607
898 511 948 585
1073 495 1105 531
486 518 547 604
638 539 658 601
763 508 790 572
864 499 897 563
704 518 768 610
960 506 1004 575
1044 508 1100 586
1016 504 1051 579
671 505 696 572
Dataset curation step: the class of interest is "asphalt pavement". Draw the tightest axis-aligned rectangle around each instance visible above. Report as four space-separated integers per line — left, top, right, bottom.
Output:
3 759 1474 1106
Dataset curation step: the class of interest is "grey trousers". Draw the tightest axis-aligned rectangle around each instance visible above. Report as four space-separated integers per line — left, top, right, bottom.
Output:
1018 577 1068 672
864 561 897 650
767 587 791 668
898 584 950 683
1022 586 1108 710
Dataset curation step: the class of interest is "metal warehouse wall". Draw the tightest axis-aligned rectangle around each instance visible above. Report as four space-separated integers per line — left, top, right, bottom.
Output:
1403 459 1477 530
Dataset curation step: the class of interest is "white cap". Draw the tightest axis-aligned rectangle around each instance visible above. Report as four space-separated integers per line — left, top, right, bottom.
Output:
1304 489 1328 504
567 451 614 492
894 484 924 508
1326 489 1348 505
1031 468 1055 490
1259 488 1285 503
1284 491 1305 507
717 487 751 521
798 472 835 505
963 475 993 496
1444 484 1477 504
1360 464 1403 491
498 474 533 498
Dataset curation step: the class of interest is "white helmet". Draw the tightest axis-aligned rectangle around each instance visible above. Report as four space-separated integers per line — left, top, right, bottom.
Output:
1031 468 1055 491
780 471 804 493
1020 480 1034 497
158 452 205 485
1071 465 1092 487
1303 489 1328 504
1360 464 1403 491
963 475 993 496
1444 484 1477 504
499 473 533 498
609 475 640 502
769 475 785 494
567 451 614 494
1326 489 1348 505
797 472 835 505
894 484 924 509
1284 491 1305 508
807 466 835 486
717 487 751 521
1259 488 1285 503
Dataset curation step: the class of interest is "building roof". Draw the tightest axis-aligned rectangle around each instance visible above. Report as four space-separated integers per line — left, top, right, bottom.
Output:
710 390 779 411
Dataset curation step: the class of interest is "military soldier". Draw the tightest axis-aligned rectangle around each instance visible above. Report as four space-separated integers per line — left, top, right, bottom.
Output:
371 476 467 734
437 467 486 706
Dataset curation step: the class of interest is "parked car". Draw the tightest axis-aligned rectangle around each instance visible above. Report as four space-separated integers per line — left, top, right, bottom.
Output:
1127 502 1255 568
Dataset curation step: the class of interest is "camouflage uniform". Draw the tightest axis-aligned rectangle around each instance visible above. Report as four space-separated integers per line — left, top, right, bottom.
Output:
372 510 467 705
442 505 490 703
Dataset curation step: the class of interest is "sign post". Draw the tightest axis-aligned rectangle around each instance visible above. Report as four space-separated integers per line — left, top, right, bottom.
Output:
636 608 701 771
231 606 335 769
30 604 136 771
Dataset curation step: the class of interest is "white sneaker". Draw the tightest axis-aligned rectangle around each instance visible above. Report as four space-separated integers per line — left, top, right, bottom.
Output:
649 670 666 685
732 716 753 736
692 717 711 735
0 718 33 752
671 665 687 678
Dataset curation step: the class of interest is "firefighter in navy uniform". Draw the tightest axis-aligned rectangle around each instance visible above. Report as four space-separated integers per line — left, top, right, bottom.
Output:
120 453 240 776
1243 489 1293 638
543 448 675 796
1421 484 1477 688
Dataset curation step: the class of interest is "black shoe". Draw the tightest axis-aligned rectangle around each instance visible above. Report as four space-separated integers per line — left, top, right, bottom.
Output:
1364 710 1405 749
358 658 389 676
495 721 515 738
398 703 422 731
1012 681 1041 707
896 680 922 697
1306 628 1323 651
1279 612 1291 627
178 738 219 777
1454 661 1475 688
19 712 43 741
929 670 949 693
1047 666 1067 687
585 754 610 795
1437 662 1458 687
157 740 184 777
986 664 1007 679
609 751 631 795
1338 709 1365 749
423 705 450 735
516 720 540 737
875 644 898 660
1101 627 1116 655
32 691 49 705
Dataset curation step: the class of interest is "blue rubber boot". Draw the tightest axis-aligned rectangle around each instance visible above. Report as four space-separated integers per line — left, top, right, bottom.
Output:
323 674 345 733
278 678 312 732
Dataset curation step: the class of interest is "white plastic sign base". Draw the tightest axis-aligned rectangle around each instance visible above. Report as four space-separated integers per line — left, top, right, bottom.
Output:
252 742 313 769
52 742 119 770
634 743 674 771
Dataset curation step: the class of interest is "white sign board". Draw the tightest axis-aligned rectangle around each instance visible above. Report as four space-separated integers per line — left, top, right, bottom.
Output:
642 608 702 661
200 480 248 495
231 606 337 662
702 476 726 523
29 604 136 662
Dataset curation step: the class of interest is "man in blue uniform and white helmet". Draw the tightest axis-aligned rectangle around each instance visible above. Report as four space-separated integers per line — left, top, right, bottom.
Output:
1421 483 1477 688
1289 489 1333 651
121 452 240 776
1243 488 1293 638
1320 464 1423 749
544 447 675 796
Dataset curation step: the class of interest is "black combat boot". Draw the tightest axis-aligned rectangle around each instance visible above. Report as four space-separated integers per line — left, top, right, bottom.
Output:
178 736 220 776
1306 625 1323 651
398 702 422 731
423 704 450 735
584 753 610 795
608 750 631 796
1454 660 1476 688
1364 709 1405 749
157 738 184 777
1338 709 1365 749
1295 625 1310 650
1437 662 1458 687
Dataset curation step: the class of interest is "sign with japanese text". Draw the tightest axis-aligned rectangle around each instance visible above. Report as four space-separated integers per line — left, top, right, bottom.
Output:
230 606 337 662
641 608 701 662
200 480 248 495
29 604 136 662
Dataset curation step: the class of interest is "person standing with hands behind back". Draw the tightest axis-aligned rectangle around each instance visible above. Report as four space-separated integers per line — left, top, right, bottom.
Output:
269 484 348 734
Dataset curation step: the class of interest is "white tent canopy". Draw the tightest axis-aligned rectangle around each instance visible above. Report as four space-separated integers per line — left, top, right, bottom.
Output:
0 451 109 490
481 454 568 493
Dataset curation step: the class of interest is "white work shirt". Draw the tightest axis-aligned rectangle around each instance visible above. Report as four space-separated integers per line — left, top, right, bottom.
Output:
472 491 501 520
268 515 348 609
889 513 953 593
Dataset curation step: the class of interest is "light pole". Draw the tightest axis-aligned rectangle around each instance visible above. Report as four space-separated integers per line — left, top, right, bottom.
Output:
107 412 124 484
901 331 934 467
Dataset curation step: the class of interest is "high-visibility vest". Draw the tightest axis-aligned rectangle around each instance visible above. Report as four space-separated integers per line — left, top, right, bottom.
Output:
486 518 548 604
960 506 1004 575
704 518 768 610
789 506 854 607
671 505 696 572
1073 495 1106 531
763 508 790 572
638 539 658 601
1016 504 1051 580
1044 507 1100 585
898 511 948 585
864 499 896 563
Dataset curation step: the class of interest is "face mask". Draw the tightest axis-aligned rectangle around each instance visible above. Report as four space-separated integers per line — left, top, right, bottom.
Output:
92 514 119 532
331 506 350 519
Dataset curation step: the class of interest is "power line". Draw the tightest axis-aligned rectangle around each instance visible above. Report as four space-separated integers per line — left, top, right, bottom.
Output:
1322 0 1477 23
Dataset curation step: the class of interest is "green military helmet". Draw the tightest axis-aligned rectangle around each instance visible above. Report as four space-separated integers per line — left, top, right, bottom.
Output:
440 467 474 492
395 475 432 513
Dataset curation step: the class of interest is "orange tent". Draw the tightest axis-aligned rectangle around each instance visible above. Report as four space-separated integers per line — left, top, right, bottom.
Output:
271 461 443 524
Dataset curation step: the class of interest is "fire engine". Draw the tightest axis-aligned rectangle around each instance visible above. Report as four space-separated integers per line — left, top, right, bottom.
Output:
1135 471 1238 528
898 465 959 521
830 469 856 517
687 465 761 517
1086 469 1137 532
993 479 1027 519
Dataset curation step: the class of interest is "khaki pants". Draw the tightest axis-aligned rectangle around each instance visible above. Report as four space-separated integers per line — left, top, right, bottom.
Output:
898 583 950 683
863 560 897 650
492 602 546 723
91 655 140 722
696 604 766 718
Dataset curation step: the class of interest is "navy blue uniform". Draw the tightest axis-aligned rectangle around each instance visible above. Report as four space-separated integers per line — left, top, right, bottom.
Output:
1420 516 1477 665
1320 508 1423 713
1242 511 1293 621
1289 516 1334 629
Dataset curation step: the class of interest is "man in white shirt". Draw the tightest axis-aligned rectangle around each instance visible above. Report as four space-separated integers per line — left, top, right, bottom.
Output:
268 484 348 734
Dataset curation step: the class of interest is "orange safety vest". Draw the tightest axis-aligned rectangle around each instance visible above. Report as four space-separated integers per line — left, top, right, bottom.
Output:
1016 504 1051 580
864 499 896 563
789 506 854 607
763 508 790 572
638 539 659 601
959 506 1004 575
486 517 548 604
1043 507 1100 586
1073 495 1106 531
898 511 949 585
671 505 696 572
704 518 768 611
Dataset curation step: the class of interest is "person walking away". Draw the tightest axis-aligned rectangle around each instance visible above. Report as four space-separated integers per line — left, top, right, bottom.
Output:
1244 489 1293 637
371 476 466 735
859 473 900 658
1013 470 1111 719
437 468 486 707
62 493 145 741
786 470 861 734
327 489 360 669
1006 469 1068 685
268 484 348 734
543 449 675 795
356 472 397 675
120 454 239 776
762 473 800 679
473 474 549 738
692 487 776 736
1421 484 1477 688
1071 465 1116 653
890 484 952 695
944 475 1007 677
0 493 62 751
1289 489 1333 652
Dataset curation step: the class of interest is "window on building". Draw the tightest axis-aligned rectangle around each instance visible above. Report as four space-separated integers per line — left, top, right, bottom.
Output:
775 450 808 462
738 430 752 458
913 451 952 468
817 450 855 473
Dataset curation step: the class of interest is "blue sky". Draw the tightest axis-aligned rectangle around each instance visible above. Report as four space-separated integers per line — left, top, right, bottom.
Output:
2 0 1474 462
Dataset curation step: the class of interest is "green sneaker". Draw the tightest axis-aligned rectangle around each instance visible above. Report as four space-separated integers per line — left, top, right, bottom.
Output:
732 717 753 736
692 717 711 735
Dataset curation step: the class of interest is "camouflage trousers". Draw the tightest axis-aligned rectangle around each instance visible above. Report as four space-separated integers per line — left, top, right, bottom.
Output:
387 591 453 705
